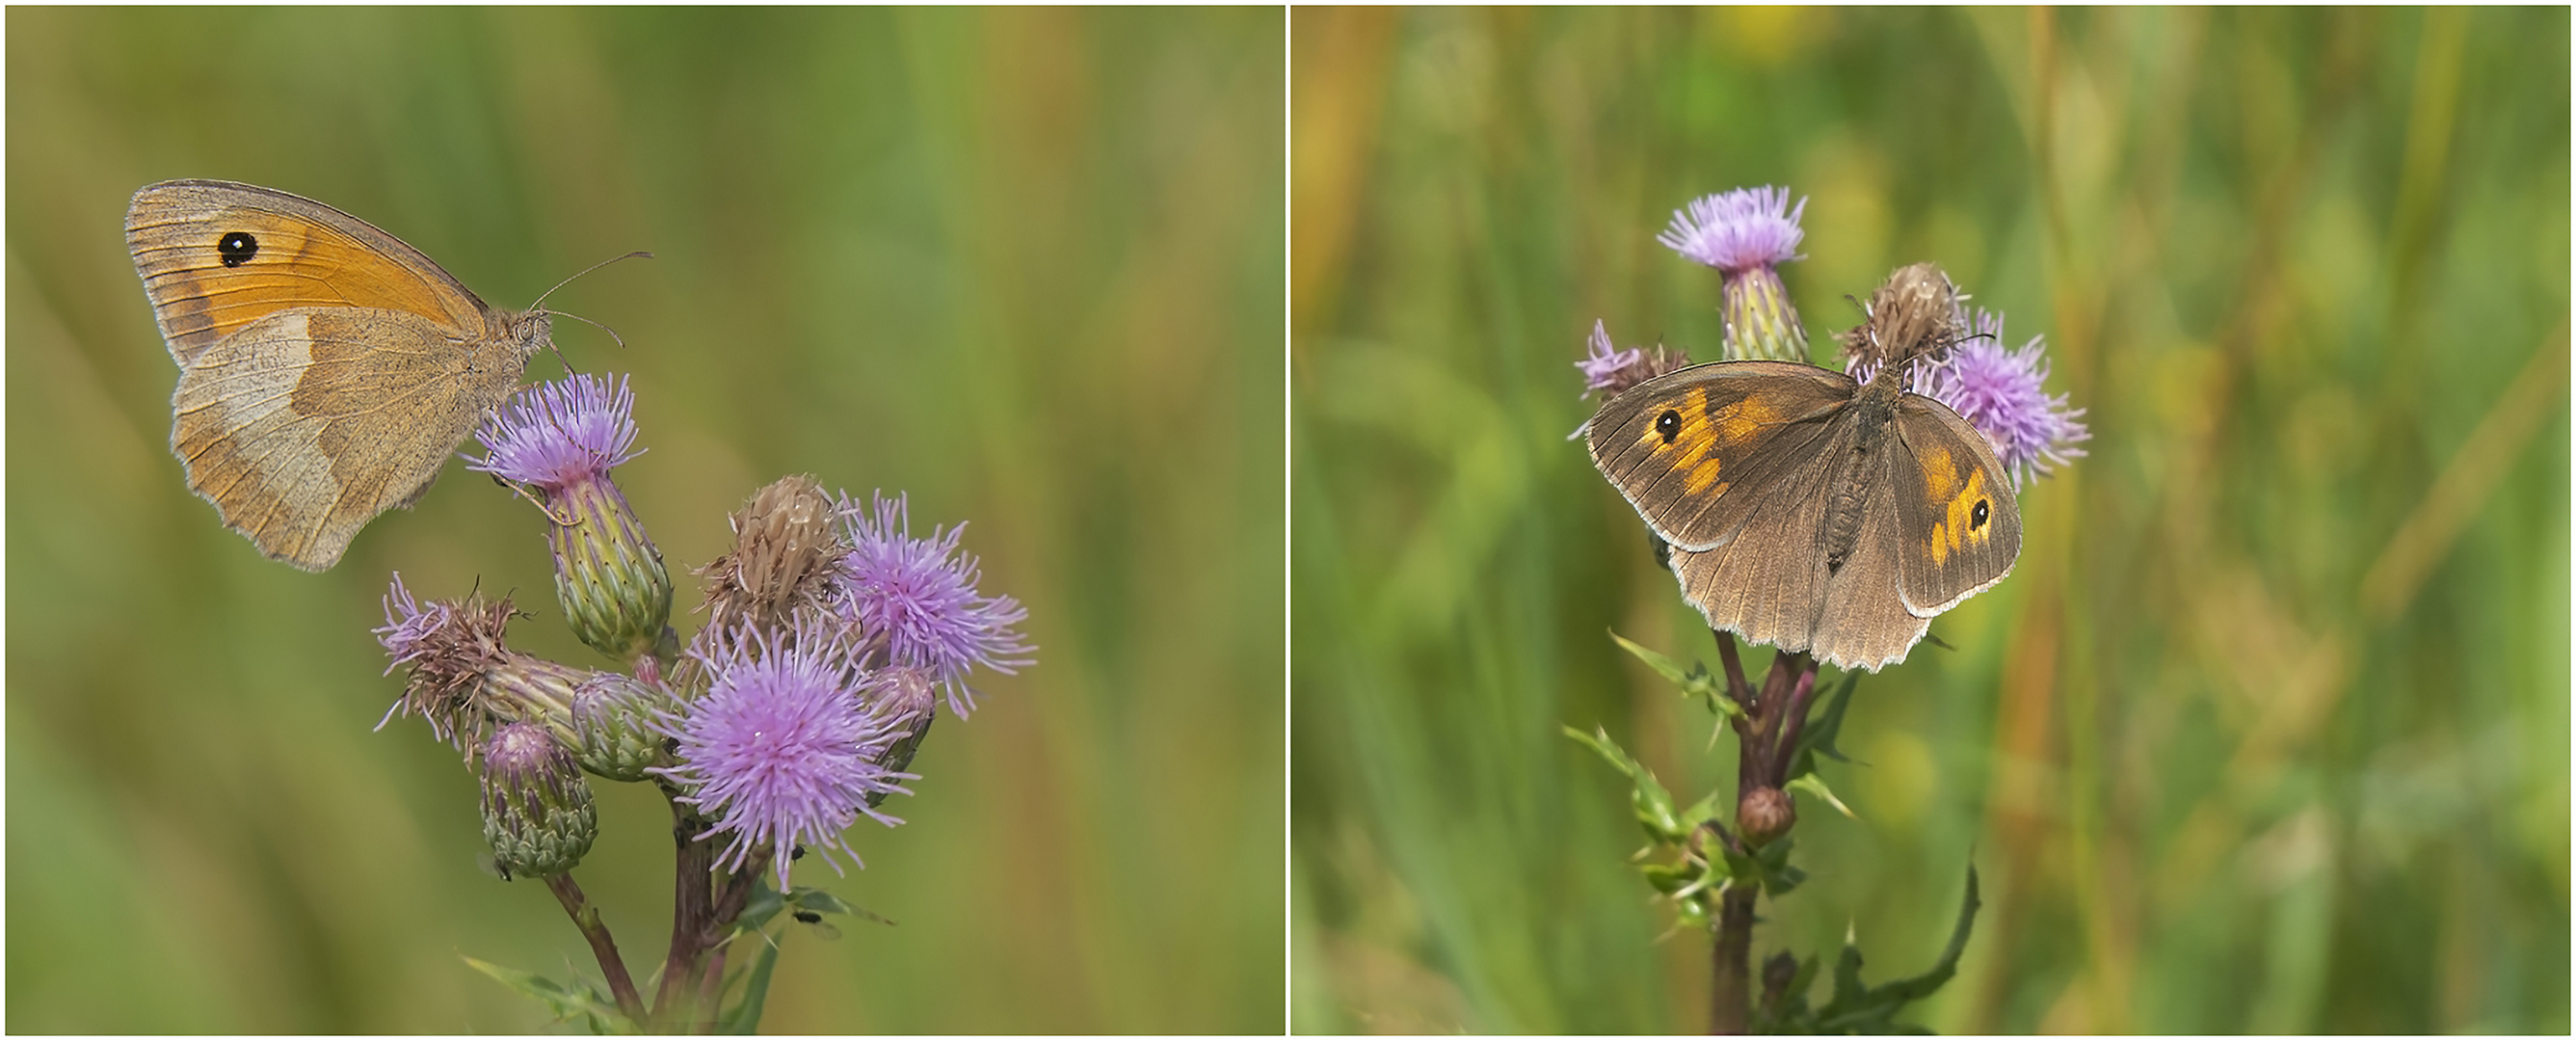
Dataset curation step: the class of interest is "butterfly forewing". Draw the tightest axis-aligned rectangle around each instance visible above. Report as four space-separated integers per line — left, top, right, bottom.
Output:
127 180 491 365
1585 361 1854 551
1887 397 2022 616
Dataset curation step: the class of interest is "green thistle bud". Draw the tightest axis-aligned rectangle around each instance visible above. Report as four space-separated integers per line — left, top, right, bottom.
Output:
570 672 680 782
477 653 590 740
549 473 676 663
480 723 598 878
1723 263 1810 363
465 374 674 665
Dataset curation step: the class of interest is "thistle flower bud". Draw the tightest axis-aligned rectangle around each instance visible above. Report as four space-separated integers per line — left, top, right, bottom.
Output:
377 576 518 749
480 723 598 879
699 474 847 643
376 574 636 757
1574 319 1690 401
467 374 675 664
1840 262 1967 380
1660 186 1811 362
549 474 676 663
1738 786 1796 847
570 672 681 782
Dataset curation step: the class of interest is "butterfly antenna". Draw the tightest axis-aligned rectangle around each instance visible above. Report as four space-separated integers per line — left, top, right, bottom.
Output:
548 310 629 351
531 250 653 311
537 310 633 376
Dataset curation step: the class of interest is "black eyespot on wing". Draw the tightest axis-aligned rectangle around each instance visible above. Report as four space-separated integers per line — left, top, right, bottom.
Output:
1971 499 1990 530
792 910 823 924
1655 409 1682 443
217 230 258 267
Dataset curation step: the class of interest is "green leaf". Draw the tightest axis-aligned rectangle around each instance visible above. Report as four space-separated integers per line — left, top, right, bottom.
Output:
1721 835 1807 897
461 954 631 1033
1609 629 1692 684
1868 865 1980 1004
787 887 858 916
1804 866 1981 1033
1563 724 1689 841
717 935 783 1034
1787 773 1858 821
1609 631 1743 720
736 879 786 932
784 886 892 926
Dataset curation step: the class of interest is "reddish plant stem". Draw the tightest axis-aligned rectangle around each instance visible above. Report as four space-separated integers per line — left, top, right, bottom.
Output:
692 849 775 1030
1769 666 1820 783
695 947 731 1031
1708 633 1819 1033
1711 883 1759 1033
652 791 717 1029
544 872 646 1025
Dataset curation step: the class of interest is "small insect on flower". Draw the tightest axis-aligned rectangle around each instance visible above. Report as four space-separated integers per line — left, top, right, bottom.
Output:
834 492 1033 718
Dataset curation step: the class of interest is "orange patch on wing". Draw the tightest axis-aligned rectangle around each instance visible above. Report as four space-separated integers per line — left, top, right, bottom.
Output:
1640 387 1716 454
1637 386 1786 497
1925 465 1991 567
1919 444 1957 500
1686 459 1727 494
1711 391 1785 444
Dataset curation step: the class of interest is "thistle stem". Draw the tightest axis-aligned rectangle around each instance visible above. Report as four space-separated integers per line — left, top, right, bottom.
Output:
693 849 774 1030
544 872 646 1025
652 790 718 1028
1707 632 1819 1033
1711 885 1758 1034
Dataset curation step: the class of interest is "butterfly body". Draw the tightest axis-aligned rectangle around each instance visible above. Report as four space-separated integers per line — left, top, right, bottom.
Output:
127 179 551 572
1584 359 2021 672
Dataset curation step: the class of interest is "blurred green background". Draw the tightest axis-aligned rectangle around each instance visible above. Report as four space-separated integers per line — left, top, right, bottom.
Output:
9 7 1281 1032
1292 7 2565 1034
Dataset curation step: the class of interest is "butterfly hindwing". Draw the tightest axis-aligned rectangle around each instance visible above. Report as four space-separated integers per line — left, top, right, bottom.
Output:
1888 394 2022 617
170 307 507 571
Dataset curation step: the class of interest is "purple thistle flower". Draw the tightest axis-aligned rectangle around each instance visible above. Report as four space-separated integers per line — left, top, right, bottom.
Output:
1576 319 1645 394
1571 320 1692 440
653 623 913 889
1925 310 2091 486
1659 186 1812 362
1658 185 1807 274
466 373 644 491
835 492 1033 718
375 572 450 673
468 373 672 661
